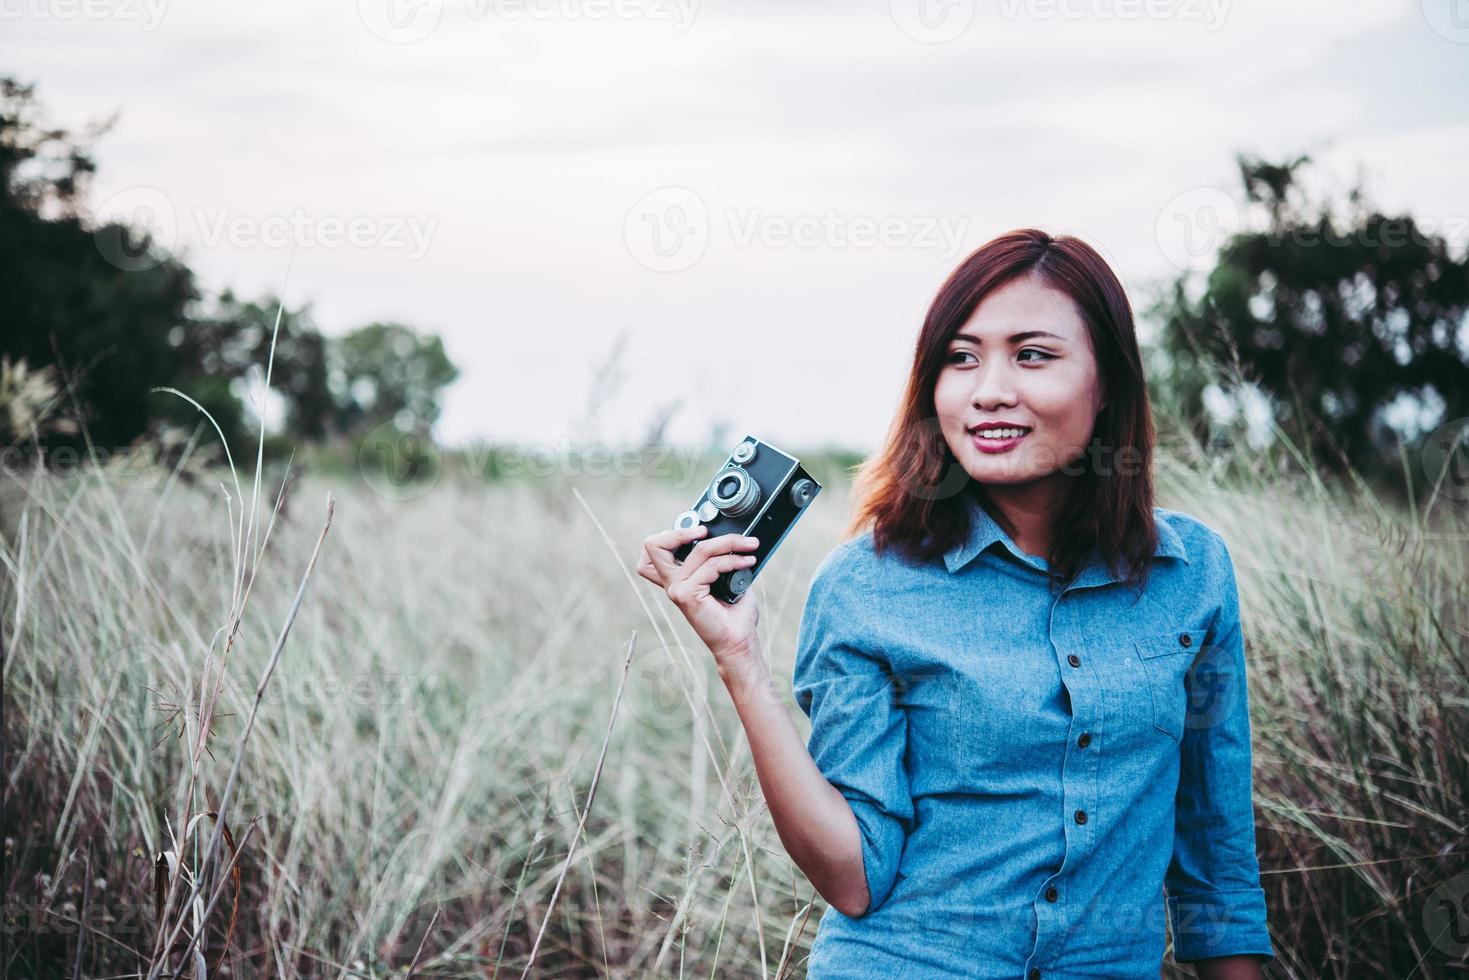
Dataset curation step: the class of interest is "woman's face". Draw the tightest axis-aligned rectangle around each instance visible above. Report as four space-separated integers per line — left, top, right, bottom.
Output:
933 274 1106 488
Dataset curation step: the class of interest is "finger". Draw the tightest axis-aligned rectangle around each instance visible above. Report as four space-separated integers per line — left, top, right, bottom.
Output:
674 532 759 585
642 525 709 581
637 555 661 586
682 550 758 590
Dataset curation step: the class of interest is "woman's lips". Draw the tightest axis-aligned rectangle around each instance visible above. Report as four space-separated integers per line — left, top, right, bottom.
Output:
970 429 1030 454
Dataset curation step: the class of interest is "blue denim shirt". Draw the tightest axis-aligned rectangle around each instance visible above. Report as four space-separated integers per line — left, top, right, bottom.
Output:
792 495 1275 979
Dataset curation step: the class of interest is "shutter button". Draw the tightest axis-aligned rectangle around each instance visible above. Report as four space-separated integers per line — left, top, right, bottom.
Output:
1179 633 1192 648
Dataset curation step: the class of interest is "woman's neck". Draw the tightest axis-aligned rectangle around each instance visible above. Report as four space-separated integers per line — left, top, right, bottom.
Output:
972 479 1067 561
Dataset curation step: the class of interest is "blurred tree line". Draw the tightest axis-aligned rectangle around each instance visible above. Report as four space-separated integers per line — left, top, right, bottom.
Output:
4 75 1466 492
1145 154 1469 491
0 76 457 458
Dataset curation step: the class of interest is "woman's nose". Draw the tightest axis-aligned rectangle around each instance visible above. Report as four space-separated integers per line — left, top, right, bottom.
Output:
971 358 1019 409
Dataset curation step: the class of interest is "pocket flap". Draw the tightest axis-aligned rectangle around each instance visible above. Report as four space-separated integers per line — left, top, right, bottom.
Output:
1135 628 1208 659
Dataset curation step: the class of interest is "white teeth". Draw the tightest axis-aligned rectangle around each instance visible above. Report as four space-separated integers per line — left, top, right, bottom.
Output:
975 427 1027 440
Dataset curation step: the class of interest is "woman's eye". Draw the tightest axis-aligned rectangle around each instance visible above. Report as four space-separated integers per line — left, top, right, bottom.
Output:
947 350 977 365
1018 348 1055 363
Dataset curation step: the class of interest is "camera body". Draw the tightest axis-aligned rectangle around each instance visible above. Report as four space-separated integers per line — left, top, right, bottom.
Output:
672 436 822 603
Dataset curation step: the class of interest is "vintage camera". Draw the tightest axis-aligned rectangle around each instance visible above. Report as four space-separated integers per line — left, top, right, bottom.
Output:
672 436 822 603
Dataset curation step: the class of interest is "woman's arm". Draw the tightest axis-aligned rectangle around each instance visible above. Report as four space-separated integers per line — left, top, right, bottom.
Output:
1164 533 1275 965
1193 954 1265 979
715 643 873 917
1192 952 1263 975
637 526 910 919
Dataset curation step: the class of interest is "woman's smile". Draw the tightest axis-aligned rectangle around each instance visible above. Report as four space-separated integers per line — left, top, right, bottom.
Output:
970 427 1031 453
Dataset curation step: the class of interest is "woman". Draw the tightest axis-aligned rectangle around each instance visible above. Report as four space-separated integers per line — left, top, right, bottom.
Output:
637 228 1275 979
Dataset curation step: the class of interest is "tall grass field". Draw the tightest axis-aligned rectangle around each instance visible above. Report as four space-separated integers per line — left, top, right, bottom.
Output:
2 415 1466 977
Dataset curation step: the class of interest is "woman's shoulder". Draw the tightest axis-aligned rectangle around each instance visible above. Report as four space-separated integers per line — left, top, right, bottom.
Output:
1152 505 1237 583
808 531 878 593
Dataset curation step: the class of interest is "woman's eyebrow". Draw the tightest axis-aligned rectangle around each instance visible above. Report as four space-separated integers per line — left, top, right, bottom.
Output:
951 330 1068 345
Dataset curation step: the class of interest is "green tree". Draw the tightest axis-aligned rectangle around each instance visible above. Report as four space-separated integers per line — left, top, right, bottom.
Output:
0 76 206 451
0 77 460 458
185 290 334 442
326 323 458 436
1148 153 1469 480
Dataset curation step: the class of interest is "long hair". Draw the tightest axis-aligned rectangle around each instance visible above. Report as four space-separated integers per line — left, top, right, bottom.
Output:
843 227 1159 594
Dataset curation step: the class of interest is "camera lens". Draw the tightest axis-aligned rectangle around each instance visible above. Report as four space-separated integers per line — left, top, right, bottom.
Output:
709 465 761 518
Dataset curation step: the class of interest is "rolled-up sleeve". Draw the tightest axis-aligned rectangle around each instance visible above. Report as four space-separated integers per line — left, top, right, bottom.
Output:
791 547 914 917
1165 535 1276 964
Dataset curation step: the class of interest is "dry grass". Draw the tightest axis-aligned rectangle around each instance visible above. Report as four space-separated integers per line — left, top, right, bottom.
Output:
2 412 1467 977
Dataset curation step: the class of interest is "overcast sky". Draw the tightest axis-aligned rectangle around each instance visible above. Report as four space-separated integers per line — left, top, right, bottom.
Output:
9 0 1468 452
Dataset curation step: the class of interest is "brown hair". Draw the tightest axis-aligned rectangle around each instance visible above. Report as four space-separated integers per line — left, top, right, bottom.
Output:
842 227 1160 594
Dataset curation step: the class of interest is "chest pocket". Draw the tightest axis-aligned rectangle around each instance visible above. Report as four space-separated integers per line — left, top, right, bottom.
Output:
1134 629 1208 741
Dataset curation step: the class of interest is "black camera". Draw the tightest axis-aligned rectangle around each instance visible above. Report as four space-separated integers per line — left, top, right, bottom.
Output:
672 436 822 603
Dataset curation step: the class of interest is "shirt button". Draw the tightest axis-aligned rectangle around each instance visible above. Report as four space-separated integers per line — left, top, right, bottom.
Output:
1179 632 1192 647
1045 886 1058 902
1067 654 1081 667
1077 732 1091 748
1074 809 1088 824
1029 971 1041 980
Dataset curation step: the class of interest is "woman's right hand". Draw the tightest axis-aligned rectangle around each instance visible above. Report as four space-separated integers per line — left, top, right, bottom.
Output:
637 525 762 661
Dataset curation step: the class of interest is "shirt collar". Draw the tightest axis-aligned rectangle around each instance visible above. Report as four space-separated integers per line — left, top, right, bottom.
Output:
942 493 1189 588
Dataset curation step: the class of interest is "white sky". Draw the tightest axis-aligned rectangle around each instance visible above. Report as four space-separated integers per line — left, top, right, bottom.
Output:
9 0 1468 452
